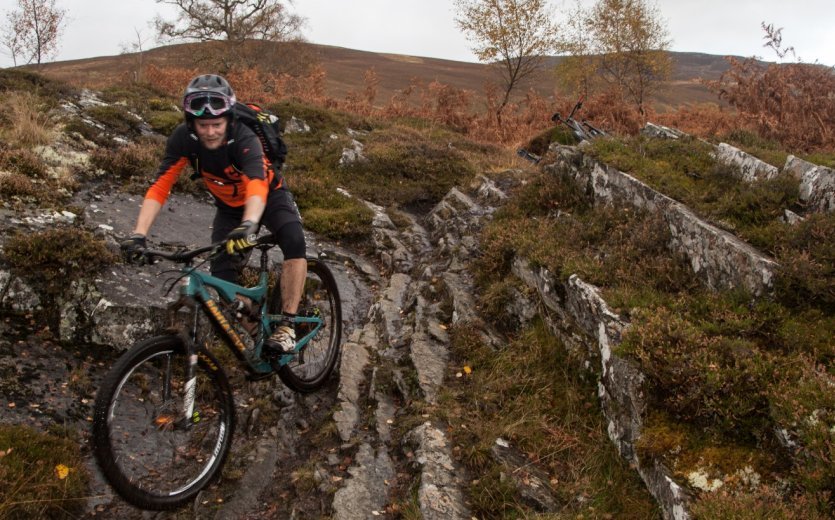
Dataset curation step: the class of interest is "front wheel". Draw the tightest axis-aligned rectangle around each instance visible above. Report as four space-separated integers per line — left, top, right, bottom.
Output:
92 335 235 510
270 257 342 393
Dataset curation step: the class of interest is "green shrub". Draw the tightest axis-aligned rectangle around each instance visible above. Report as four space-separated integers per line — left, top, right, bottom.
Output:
302 205 374 242
88 139 164 184
769 360 835 501
339 126 477 211
1 226 118 332
622 294 779 436
773 214 835 312
146 110 182 135
0 424 89 519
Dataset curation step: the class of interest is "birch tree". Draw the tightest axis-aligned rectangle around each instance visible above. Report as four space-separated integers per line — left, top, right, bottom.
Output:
454 0 560 126
2 0 66 66
559 0 671 115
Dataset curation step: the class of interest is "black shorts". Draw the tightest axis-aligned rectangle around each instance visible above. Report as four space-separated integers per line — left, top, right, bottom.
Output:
210 189 305 282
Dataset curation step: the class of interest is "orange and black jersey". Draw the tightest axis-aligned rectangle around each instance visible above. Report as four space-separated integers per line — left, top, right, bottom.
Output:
145 122 284 208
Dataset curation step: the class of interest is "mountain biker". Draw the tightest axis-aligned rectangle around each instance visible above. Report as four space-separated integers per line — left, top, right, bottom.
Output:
120 73 304 354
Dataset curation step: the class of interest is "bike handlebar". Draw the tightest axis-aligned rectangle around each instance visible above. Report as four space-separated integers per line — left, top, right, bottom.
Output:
140 233 278 264
567 96 584 120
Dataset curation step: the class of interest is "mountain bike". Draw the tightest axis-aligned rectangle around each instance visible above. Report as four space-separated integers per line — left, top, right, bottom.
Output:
516 96 608 164
551 95 607 143
91 233 342 510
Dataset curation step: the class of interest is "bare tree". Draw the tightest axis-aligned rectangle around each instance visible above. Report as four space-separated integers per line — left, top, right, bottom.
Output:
120 27 153 83
155 0 303 42
1 19 23 66
154 0 306 71
454 0 560 126
2 0 66 66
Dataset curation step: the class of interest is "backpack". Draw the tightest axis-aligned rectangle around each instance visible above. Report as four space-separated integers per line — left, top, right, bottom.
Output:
187 102 288 173
233 102 288 168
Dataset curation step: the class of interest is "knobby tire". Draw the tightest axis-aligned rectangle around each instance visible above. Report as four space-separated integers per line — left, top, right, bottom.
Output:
271 257 342 393
92 335 235 510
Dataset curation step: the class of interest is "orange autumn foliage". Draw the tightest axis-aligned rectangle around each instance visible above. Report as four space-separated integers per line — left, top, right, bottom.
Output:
140 42 833 155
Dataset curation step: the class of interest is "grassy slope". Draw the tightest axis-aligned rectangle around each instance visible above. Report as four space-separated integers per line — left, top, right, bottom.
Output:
474 129 834 517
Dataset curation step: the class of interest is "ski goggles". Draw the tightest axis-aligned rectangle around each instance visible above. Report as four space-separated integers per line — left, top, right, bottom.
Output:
183 92 236 117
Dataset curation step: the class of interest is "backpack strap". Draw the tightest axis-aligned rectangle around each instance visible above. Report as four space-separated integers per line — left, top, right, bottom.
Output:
186 131 202 180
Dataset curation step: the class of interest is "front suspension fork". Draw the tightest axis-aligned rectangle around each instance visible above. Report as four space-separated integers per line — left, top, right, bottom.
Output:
164 295 203 429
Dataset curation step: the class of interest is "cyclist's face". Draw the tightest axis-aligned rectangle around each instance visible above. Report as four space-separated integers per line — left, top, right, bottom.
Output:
193 117 228 150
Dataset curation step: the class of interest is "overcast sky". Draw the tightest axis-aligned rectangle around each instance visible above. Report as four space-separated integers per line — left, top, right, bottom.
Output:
0 0 832 68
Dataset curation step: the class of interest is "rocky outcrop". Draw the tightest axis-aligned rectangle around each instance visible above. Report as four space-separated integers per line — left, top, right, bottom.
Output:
2 102 797 520
404 424 471 520
642 122 686 140
511 260 691 519
784 155 835 213
331 443 396 520
714 142 779 182
0 169 707 520
548 145 778 295
328 182 477 519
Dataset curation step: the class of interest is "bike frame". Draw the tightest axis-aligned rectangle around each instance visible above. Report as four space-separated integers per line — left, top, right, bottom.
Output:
551 96 606 143
163 246 325 424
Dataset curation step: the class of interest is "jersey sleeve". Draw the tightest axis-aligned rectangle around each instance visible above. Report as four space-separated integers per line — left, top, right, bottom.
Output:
145 124 191 205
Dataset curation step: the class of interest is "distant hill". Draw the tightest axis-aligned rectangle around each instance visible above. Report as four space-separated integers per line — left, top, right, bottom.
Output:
33 41 746 112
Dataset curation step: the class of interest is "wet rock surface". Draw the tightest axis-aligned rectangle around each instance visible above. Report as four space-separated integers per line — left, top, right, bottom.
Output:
0 173 493 518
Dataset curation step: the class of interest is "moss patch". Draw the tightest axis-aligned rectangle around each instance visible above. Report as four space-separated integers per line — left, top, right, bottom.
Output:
0 424 90 519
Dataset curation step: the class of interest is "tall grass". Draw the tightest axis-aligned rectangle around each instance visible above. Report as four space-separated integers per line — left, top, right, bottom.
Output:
2 91 55 147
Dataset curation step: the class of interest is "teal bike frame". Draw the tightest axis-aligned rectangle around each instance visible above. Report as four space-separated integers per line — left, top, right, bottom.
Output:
152 242 324 414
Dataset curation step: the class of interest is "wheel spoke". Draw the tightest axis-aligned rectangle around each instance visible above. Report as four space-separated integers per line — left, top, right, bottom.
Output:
93 337 234 510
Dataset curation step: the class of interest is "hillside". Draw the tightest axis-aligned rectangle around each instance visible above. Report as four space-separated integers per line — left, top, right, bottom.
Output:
0 54 832 518
33 41 737 111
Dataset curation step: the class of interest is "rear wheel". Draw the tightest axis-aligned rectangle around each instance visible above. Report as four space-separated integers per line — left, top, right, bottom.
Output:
92 335 235 510
270 257 342 392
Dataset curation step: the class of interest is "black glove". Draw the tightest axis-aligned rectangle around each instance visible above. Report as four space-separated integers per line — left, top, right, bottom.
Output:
225 220 258 255
120 234 147 264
